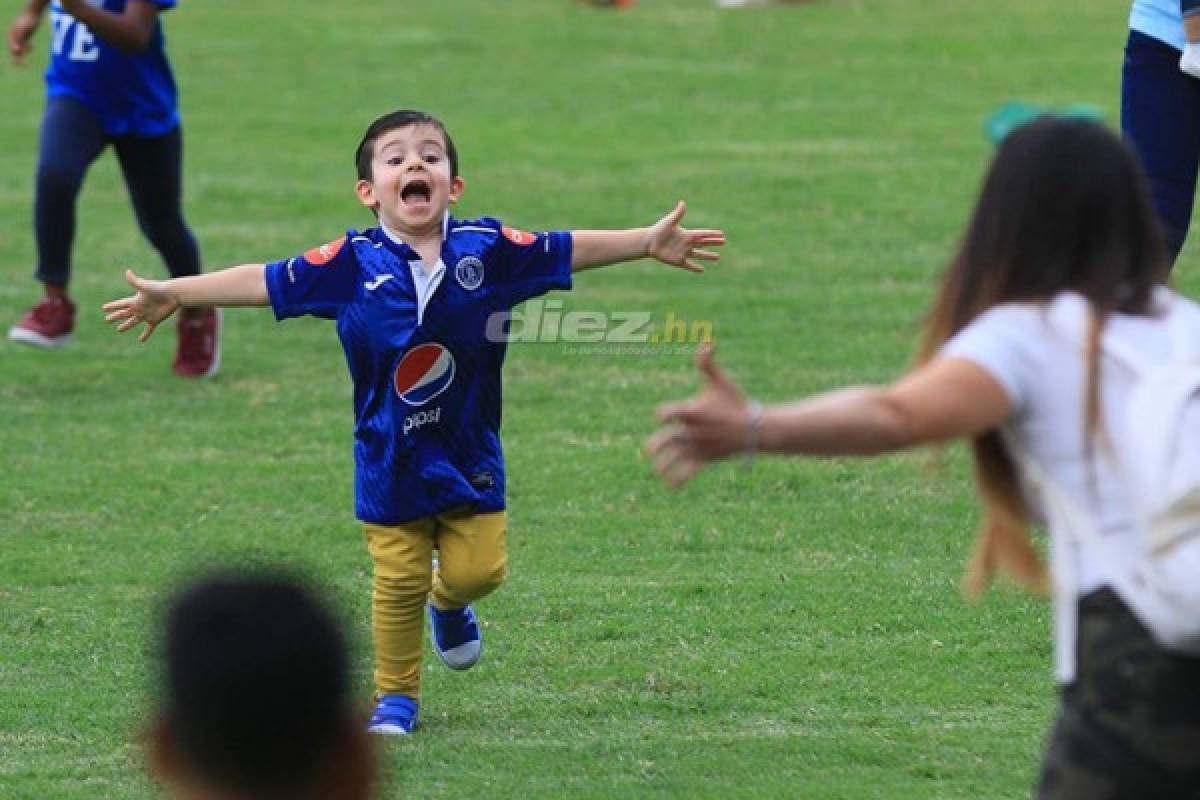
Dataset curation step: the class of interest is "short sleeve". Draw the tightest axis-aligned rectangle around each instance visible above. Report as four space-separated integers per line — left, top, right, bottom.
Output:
264 234 361 321
940 305 1047 416
485 221 573 307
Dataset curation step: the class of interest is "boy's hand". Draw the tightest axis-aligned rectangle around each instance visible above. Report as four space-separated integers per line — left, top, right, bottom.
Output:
102 269 181 342
646 201 725 273
8 9 40 64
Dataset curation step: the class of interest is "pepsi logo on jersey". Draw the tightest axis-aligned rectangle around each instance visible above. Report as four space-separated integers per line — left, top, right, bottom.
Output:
393 343 456 406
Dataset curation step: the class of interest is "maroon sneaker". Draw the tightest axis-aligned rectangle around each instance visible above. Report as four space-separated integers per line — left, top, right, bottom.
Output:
173 307 221 378
8 295 76 348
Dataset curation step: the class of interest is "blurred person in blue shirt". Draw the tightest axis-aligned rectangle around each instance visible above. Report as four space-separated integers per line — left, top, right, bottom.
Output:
6 0 218 376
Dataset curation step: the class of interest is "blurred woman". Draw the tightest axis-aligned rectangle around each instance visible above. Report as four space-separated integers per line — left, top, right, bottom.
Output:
647 117 1200 798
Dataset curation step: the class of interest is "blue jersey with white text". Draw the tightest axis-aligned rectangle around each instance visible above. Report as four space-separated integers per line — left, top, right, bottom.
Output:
45 0 179 135
1131 0 1185 50
264 217 573 525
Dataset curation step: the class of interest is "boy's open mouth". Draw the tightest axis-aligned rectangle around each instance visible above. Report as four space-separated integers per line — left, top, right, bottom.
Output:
401 180 432 206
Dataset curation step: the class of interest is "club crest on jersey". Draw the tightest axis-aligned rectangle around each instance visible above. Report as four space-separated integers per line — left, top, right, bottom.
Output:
454 256 485 290
502 226 537 246
393 343 456 406
303 236 346 266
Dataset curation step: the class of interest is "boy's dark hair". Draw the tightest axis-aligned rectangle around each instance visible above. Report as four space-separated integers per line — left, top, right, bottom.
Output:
161 572 349 794
355 109 459 181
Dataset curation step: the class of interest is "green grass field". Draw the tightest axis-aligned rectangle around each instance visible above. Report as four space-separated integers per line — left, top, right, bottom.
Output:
3 1 1197 797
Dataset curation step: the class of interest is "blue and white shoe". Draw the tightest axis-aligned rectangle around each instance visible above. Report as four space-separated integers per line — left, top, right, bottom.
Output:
367 694 418 735
429 603 482 670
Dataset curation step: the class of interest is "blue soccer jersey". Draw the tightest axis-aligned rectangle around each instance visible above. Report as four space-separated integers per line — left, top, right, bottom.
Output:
265 217 573 525
45 0 179 136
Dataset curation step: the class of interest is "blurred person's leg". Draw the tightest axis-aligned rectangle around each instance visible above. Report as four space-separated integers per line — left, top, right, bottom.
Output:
112 126 201 281
9 96 105 348
113 128 219 377
32 95 107 290
1122 30 1200 265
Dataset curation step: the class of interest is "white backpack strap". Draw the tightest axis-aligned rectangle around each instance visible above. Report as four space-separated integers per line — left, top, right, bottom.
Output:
999 432 1159 680
998 434 1083 682
1004 428 1200 657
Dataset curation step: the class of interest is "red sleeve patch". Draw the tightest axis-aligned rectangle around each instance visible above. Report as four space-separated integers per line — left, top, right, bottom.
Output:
502 226 537 246
303 236 347 266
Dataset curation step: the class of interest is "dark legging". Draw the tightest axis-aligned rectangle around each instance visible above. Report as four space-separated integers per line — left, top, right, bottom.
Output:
34 94 200 287
1121 31 1200 265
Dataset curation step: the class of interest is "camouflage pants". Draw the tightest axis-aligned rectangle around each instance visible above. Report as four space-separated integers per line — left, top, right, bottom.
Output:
1036 589 1200 799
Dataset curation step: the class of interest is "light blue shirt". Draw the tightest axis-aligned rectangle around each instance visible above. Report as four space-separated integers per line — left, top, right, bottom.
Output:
1131 0 1185 51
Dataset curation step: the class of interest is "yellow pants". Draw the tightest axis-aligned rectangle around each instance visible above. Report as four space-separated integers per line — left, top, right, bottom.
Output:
363 508 507 701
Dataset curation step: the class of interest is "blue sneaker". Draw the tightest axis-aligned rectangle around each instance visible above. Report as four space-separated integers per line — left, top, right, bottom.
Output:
429 603 482 670
367 694 418 735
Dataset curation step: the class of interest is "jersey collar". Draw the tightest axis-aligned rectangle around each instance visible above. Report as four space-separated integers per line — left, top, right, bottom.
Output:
378 211 452 249
378 219 448 326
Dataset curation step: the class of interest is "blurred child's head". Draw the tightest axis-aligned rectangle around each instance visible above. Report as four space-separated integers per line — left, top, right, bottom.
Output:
148 572 372 800
355 110 463 232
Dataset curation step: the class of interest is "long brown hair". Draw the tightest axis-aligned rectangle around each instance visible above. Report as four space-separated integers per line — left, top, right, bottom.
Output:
916 118 1169 596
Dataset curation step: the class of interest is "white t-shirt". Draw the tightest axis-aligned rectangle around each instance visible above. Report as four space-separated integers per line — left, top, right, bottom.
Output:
1130 0 1185 51
942 288 1200 680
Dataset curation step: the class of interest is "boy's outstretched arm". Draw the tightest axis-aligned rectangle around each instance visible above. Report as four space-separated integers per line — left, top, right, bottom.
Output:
102 265 268 342
570 201 724 274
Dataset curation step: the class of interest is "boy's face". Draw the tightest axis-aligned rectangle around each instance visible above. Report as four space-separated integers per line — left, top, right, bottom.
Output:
356 123 464 236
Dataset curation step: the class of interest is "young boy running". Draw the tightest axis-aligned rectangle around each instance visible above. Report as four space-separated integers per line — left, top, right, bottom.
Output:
103 109 725 735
